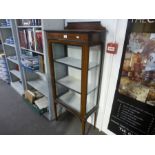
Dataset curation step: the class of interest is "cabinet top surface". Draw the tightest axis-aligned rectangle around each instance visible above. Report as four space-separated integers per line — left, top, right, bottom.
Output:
46 21 105 34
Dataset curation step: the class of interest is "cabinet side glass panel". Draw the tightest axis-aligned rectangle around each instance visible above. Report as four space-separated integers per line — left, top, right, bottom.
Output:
86 45 101 112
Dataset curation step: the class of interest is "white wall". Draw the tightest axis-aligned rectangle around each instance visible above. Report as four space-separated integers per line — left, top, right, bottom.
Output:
65 19 128 134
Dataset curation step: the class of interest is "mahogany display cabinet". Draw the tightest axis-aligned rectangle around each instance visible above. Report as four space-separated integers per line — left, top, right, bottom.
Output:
46 22 106 134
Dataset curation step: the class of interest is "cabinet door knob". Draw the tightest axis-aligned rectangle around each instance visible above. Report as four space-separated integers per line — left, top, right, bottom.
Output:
76 35 80 39
63 35 67 39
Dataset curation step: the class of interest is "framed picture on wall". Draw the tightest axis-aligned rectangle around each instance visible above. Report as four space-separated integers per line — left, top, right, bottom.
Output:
108 19 155 135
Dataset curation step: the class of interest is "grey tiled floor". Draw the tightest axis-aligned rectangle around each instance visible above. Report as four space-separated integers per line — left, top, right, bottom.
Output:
0 80 104 135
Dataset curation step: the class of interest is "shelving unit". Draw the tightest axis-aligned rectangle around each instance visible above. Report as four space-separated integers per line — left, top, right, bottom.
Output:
15 19 49 118
15 19 65 120
46 22 106 134
0 19 25 88
0 34 9 83
0 19 65 121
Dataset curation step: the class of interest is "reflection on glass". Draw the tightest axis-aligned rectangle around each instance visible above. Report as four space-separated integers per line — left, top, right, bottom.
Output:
52 43 101 113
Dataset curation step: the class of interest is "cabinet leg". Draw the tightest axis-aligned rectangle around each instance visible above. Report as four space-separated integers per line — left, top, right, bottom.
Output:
94 111 97 128
81 119 86 135
54 102 58 120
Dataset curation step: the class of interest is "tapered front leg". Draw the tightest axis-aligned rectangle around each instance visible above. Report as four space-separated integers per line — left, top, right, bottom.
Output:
81 119 86 135
54 102 58 120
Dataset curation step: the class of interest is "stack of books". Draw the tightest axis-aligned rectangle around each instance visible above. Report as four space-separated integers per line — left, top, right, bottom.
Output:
34 96 48 110
5 36 14 44
21 54 39 71
0 55 9 83
35 30 43 52
19 29 43 52
18 19 41 26
0 19 11 27
19 29 35 50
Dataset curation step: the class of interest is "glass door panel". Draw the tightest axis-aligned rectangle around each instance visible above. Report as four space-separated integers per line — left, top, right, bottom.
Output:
52 43 82 113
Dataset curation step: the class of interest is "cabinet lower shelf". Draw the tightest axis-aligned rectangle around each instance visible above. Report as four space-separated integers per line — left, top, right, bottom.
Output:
57 91 95 113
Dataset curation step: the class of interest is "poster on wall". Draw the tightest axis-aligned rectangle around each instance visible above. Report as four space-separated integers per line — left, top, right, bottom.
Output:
108 20 155 135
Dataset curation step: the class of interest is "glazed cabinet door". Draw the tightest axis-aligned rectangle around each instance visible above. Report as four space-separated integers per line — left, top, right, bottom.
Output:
50 42 84 115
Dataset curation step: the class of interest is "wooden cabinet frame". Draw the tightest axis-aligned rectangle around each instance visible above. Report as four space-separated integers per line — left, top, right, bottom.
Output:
46 22 106 134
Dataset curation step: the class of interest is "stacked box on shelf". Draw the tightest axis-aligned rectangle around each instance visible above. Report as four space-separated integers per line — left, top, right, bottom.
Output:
5 36 14 45
24 89 48 114
0 19 11 27
0 55 9 83
21 53 39 71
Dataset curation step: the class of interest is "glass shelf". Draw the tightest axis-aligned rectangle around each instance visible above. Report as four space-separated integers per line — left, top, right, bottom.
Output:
54 57 99 70
58 91 94 113
56 76 97 94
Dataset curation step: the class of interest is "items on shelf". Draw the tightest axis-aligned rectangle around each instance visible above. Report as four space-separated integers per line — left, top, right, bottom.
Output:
8 53 43 72
35 30 43 52
21 54 39 71
0 19 11 27
38 55 45 73
5 36 14 44
18 19 41 26
27 29 35 50
24 89 48 114
19 29 35 50
0 41 3 54
24 90 43 104
34 96 48 110
0 55 9 83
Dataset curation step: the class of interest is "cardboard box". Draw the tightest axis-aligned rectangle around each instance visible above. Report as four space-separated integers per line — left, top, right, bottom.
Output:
25 90 35 103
